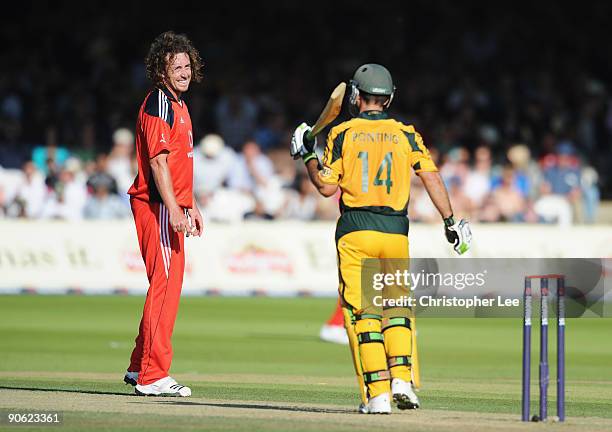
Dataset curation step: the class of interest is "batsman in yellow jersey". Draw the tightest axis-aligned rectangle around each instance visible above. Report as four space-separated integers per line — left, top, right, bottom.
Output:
291 64 472 414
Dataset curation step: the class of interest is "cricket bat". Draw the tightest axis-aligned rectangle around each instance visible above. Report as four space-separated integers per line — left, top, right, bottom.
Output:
307 82 346 140
411 317 421 390
342 307 368 408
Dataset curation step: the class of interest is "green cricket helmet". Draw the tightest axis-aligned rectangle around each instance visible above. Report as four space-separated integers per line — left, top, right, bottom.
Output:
349 63 396 108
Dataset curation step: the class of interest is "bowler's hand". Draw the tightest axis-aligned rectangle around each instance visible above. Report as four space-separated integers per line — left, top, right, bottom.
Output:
169 206 189 234
187 206 204 237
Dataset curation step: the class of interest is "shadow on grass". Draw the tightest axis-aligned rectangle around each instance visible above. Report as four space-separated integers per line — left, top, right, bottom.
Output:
145 399 354 414
0 386 355 414
0 385 132 397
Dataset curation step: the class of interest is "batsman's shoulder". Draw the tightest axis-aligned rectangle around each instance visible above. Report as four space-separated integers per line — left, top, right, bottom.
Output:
395 120 418 134
395 121 426 145
328 120 354 140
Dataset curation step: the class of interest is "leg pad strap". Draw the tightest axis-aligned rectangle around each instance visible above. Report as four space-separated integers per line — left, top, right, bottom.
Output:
388 355 412 368
357 313 383 320
358 331 384 344
363 369 391 384
382 317 411 331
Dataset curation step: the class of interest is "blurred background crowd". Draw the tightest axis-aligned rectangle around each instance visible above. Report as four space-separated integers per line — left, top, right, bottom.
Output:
0 1 610 224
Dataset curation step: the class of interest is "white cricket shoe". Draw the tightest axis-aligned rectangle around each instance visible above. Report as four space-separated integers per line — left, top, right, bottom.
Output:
361 392 391 414
319 324 349 345
124 371 138 386
391 378 420 409
135 376 192 397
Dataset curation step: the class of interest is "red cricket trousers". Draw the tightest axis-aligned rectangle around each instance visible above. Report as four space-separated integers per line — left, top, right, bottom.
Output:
127 198 185 385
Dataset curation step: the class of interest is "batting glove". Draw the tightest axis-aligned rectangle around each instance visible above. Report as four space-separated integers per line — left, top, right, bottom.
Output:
290 122 317 162
444 215 472 255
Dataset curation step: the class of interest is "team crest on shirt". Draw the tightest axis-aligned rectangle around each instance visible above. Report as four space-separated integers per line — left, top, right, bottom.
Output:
321 166 332 178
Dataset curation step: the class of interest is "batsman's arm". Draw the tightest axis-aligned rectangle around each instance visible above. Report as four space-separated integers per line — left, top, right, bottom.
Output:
417 171 453 219
292 123 339 197
305 158 338 197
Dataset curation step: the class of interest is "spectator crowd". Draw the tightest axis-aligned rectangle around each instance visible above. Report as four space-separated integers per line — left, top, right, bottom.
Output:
0 2 609 224
0 128 600 225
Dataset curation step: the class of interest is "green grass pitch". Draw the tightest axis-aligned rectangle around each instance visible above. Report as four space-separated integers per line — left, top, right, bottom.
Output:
0 295 610 431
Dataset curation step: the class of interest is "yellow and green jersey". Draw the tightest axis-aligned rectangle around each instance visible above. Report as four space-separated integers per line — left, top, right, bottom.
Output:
318 111 437 241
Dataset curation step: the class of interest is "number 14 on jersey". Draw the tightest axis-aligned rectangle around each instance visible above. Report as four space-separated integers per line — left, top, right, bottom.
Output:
358 151 393 194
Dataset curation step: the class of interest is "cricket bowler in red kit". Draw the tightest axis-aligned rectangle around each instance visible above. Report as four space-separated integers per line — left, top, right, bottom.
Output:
123 31 204 397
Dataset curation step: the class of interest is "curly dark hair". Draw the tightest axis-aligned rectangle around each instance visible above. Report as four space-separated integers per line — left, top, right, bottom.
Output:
145 31 203 87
